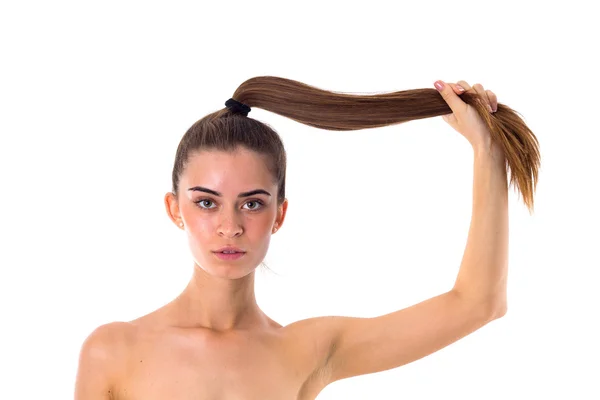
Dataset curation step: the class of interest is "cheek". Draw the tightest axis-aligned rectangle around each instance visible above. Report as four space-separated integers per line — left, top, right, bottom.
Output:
187 221 214 243
182 215 211 242
249 216 276 236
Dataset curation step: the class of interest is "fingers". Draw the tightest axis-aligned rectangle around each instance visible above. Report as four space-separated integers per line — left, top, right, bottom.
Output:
457 80 472 92
473 83 493 112
437 79 498 116
434 80 467 115
486 90 498 112
448 83 466 95
459 81 497 113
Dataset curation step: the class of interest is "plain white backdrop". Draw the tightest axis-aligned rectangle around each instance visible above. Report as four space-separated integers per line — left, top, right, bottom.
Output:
1 0 598 398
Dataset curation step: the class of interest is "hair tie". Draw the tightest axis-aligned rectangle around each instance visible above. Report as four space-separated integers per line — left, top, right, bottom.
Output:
225 98 251 116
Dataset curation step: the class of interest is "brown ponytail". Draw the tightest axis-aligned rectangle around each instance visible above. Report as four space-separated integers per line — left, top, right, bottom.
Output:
172 76 540 214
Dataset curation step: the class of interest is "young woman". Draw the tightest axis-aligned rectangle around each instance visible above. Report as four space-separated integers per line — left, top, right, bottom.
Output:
74 77 539 400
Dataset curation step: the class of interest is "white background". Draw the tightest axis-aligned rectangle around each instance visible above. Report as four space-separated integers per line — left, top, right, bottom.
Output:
1 1 598 399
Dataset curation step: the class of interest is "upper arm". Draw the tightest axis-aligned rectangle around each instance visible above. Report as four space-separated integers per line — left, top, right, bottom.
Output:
320 290 501 384
74 322 126 400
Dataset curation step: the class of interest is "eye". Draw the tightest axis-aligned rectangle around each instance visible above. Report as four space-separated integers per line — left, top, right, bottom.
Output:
244 200 264 211
194 199 265 211
194 199 216 210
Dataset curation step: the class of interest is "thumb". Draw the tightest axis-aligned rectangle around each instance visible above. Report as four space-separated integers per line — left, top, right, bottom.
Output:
434 80 466 115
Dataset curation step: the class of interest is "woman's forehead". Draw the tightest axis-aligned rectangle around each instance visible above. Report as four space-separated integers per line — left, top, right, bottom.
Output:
183 151 273 188
188 148 267 166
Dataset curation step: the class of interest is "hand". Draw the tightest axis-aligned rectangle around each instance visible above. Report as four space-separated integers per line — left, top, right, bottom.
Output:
434 80 498 150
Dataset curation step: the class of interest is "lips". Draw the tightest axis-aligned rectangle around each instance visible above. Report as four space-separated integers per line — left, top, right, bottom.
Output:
214 251 245 261
213 246 245 253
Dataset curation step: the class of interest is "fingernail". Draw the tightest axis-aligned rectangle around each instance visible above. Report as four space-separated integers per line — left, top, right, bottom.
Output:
434 81 445 91
487 104 493 112
457 85 465 92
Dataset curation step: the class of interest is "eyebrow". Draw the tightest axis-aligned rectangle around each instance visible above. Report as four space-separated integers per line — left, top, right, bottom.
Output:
187 186 272 198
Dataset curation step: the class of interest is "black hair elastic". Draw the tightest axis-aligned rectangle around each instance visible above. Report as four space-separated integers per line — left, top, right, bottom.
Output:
225 98 251 116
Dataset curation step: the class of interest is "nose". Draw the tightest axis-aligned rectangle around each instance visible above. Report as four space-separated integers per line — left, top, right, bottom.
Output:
217 211 243 237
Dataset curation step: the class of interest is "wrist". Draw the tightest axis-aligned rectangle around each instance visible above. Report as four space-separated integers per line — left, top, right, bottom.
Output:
472 140 505 163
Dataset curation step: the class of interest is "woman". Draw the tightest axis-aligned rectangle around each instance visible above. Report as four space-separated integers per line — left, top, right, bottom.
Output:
74 77 540 399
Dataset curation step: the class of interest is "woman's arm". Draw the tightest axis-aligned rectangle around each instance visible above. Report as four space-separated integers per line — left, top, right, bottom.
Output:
453 143 508 310
309 81 510 385
316 144 508 384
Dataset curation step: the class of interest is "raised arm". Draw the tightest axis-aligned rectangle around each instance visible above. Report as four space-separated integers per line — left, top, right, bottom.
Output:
310 80 509 385
453 140 508 305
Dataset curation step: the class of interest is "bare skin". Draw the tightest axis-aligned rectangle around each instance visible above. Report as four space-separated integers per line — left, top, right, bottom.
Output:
105 147 334 400
75 80 508 400
104 312 333 400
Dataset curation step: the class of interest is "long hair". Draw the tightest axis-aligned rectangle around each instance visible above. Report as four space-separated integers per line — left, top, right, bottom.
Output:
172 76 540 217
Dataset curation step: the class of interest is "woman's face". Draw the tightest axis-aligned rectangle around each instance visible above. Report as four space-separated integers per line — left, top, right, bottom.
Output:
166 147 287 279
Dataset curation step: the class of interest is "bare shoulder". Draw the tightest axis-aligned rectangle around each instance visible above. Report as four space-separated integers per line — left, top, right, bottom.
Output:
82 321 135 355
75 322 134 399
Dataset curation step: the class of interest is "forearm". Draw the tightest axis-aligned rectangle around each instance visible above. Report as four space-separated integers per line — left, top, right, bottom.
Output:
452 143 509 316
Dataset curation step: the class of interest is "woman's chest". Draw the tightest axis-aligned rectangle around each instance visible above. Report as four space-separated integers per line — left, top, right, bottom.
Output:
113 328 324 400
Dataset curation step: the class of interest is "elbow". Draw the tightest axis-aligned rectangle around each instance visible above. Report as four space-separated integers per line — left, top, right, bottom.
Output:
453 289 507 321
486 295 507 321
492 301 507 320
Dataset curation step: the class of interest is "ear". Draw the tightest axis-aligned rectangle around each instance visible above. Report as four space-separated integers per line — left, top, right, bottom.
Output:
274 199 288 232
164 192 183 228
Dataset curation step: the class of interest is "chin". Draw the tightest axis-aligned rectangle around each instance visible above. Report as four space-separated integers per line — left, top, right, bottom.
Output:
194 254 259 279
